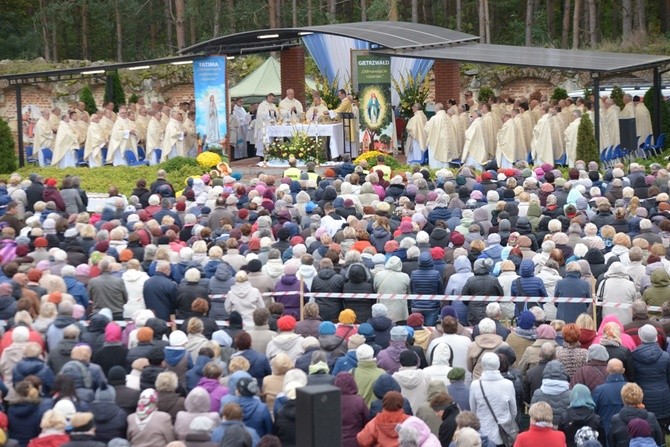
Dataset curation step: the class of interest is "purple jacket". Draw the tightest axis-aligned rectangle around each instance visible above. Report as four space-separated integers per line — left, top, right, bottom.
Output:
274 274 308 320
197 377 229 412
376 341 406 374
334 372 369 447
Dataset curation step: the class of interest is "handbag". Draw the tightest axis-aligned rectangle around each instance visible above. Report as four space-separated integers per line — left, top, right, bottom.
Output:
479 381 518 447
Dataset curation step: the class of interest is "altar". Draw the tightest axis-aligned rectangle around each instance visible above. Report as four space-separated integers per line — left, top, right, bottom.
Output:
266 123 344 160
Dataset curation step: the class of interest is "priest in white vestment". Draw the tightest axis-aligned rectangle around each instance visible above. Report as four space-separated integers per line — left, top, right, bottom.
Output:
161 110 185 162
232 98 250 159
461 111 488 170
512 110 528 163
99 111 114 145
329 90 355 158
49 108 60 132
52 114 79 168
620 94 635 119
480 103 498 160
306 95 329 123
183 112 198 158
530 105 554 166
33 110 54 167
278 89 304 123
520 108 534 157
602 98 621 149
135 107 149 144
404 103 428 163
84 114 106 168
451 107 465 152
424 103 457 169
564 110 582 168
549 107 566 162
254 93 279 159
496 113 517 168
634 96 653 144
145 111 164 165
106 107 138 166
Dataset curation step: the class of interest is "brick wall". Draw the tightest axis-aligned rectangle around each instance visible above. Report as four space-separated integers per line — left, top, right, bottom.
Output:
502 77 555 99
160 83 195 104
280 46 306 105
433 60 461 105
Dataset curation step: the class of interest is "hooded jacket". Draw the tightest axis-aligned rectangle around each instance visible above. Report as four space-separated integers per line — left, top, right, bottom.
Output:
47 338 78 374
598 262 637 325
445 257 474 295
410 253 443 311
530 361 571 425
90 394 127 443
312 268 345 322
631 341 670 418
342 264 374 322
274 274 307 320
608 405 664 447
463 260 503 326
174 387 221 439
642 269 670 308
392 367 431 414
555 271 591 323
80 314 108 355
357 408 409 447
266 332 304 362
373 257 411 322
208 263 235 295
376 341 407 374
335 372 370 447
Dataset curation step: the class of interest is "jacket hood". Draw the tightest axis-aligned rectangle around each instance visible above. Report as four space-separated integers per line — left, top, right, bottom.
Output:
454 256 472 273
271 353 294 375
280 274 298 285
373 373 401 398
399 416 435 445
605 262 628 278
394 368 425 389
229 281 253 299
632 342 663 365
543 360 569 381
583 248 605 264
347 264 368 283
273 332 302 350
430 228 448 241
651 268 670 287
334 371 358 395
360 183 375 194
185 386 214 412
53 315 77 329
373 226 390 238
14 357 47 378
296 190 311 204
297 265 317 281
317 268 337 280
57 339 77 357
319 334 345 351
520 259 535 277
516 217 532 232
214 263 234 281
90 400 124 424
164 346 188 366
122 268 147 282
418 252 434 269
427 381 447 399
323 186 337 201
369 316 393 332
385 256 403 272
88 313 109 332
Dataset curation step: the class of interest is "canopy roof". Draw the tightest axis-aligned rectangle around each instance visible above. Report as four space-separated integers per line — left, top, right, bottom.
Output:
181 21 479 56
377 43 670 75
229 56 316 99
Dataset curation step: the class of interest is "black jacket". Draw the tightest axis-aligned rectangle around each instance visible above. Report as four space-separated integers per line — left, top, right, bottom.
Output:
25 180 45 213
312 268 345 322
438 402 460 446
342 264 374 322
143 273 178 321
176 282 210 319
558 406 606 447
90 400 127 443
608 406 664 447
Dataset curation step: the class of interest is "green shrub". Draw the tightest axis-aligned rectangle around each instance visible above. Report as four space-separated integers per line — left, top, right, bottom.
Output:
643 87 670 149
611 85 625 109
576 112 599 163
128 94 140 104
0 118 17 174
551 87 568 101
160 156 200 173
79 86 97 115
103 71 125 112
477 86 495 103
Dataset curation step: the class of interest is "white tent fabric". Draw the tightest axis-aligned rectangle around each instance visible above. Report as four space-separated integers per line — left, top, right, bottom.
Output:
229 57 317 99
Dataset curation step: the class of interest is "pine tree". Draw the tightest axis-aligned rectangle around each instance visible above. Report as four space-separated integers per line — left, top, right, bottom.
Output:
551 87 568 101
643 88 670 149
79 86 97 115
611 85 625 109
477 86 495 103
575 112 599 163
103 71 126 112
0 118 18 173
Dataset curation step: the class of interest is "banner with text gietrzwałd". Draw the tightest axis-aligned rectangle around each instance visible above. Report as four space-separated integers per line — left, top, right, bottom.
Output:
193 56 227 150
354 53 394 153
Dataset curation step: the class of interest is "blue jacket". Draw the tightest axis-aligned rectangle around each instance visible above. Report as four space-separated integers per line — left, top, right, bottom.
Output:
428 206 452 225
211 420 260 446
8 402 43 447
511 260 548 297
555 271 591 323
234 395 273 437
410 253 444 310
142 273 178 321
332 350 358 375
238 350 272 386
13 357 55 394
631 342 670 418
369 374 413 418
592 373 626 437
445 257 474 295
64 276 89 308
186 354 211 392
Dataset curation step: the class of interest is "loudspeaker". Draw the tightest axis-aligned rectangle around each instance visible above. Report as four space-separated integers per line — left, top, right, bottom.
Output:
296 385 341 447
619 118 637 151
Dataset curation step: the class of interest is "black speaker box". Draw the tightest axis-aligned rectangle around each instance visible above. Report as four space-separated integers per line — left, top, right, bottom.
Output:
619 118 637 152
296 385 342 447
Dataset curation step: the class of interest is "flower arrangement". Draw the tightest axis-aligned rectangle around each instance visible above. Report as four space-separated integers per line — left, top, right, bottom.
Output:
306 74 344 110
196 151 222 169
392 71 430 119
266 130 325 163
354 150 402 170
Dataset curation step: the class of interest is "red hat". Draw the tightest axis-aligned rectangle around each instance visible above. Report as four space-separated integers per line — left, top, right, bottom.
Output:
344 199 354 208
175 201 186 212
48 292 63 305
324 168 336 178
95 241 109 252
27 269 42 283
431 246 445 261
248 237 261 251
137 327 154 343
15 245 30 257
290 236 304 246
34 237 48 248
481 172 492 181
450 231 465 246
45 178 58 187
407 312 424 328
119 249 134 262
277 315 297 332
238 209 249 220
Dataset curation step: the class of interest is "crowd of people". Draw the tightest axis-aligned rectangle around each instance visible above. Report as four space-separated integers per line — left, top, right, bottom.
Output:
0 150 670 447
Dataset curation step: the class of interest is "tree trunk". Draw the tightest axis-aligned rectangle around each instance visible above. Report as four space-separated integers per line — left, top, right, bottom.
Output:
165 0 173 50
389 0 399 20
525 0 534 46
276 0 282 26
174 0 186 50
572 0 580 48
307 0 313 25
561 0 570 48
663 0 670 34
81 0 89 60
213 0 221 36
292 0 297 26
484 0 491 43
411 0 419 22
227 0 235 32
114 0 123 61
360 0 366 21
587 0 596 46
546 0 555 39
39 0 51 61
268 0 278 28
622 0 633 39
456 0 462 30
478 0 485 43
328 0 336 19
52 22 58 62
635 0 646 33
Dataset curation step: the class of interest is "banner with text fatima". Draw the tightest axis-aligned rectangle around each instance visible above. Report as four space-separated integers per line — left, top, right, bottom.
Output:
193 56 227 150
355 53 393 153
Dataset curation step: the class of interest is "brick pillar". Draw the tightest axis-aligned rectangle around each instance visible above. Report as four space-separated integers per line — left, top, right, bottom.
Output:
280 46 306 106
433 60 460 105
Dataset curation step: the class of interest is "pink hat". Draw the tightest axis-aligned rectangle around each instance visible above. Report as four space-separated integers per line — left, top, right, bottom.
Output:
36 260 51 271
105 322 122 343
75 264 91 276
72 304 86 320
